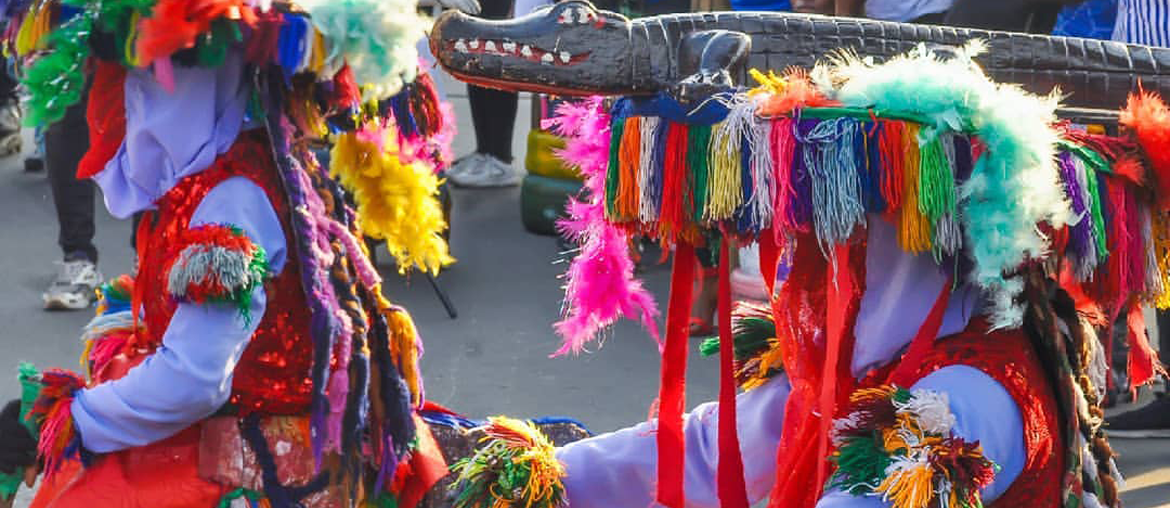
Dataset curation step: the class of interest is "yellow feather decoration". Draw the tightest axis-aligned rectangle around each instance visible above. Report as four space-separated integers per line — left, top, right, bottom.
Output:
330 123 454 275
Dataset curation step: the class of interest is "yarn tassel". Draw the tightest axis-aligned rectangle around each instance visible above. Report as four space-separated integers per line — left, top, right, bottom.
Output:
790 120 816 232
639 117 662 224
617 116 643 221
1141 205 1164 301
736 133 757 233
708 118 746 221
689 125 713 224
747 113 775 231
770 117 797 239
1059 152 1096 275
1152 210 1170 309
606 117 626 219
800 118 864 250
878 120 905 214
860 121 886 213
660 123 690 242
899 124 931 253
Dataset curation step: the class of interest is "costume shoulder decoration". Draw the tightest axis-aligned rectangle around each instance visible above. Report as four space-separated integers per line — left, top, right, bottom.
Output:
165 224 271 318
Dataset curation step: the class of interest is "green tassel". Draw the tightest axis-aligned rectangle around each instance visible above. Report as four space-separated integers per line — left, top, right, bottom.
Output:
688 125 712 223
829 435 894 495
1083 160 1109 260
216 487 265 508
606 118 626 219
917 134 955 223
197 20 241 68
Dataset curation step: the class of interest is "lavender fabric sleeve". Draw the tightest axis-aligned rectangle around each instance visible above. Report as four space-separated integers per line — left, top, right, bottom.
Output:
557 375 791 508
815 365 1026 507
71 178 286 453
92 49 248 219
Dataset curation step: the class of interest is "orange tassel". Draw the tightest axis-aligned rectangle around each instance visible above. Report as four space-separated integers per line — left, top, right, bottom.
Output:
899 124 931 253
617 117 643 221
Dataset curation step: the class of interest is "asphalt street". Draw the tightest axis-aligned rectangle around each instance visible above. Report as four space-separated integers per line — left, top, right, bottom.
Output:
0 87 1166 505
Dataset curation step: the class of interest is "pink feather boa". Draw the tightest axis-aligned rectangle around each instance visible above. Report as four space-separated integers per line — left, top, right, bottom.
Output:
546 98 660 355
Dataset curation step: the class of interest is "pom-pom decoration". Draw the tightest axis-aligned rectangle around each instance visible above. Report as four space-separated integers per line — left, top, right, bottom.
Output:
829 385 996 508
545 98 660 355
298 0 431 100
330 121 454 275
450 416 568 508
164 224 271 321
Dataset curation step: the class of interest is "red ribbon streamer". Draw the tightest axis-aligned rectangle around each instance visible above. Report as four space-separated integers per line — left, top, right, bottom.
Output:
813 245 854 493
759 229 780 299
657 242 696 508
717 239 750 508
887 279 953 388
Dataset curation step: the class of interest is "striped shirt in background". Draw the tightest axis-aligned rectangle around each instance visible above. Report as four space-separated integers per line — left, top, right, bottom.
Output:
1113 0 1169 46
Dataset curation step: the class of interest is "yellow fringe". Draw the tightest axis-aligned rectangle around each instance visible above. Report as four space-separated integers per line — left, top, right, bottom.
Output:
330 124 454 275
898 124 931 253
707 121 743 221
875 462 936 508
1153 210 1170 309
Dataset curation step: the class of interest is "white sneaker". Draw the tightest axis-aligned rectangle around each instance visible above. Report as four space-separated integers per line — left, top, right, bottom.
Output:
447 153 487 178
43 259 104 311
448 154 521 188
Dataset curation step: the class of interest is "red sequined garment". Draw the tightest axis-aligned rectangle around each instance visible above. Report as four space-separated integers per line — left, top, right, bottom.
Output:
133 132 315 415
884 320 1065 508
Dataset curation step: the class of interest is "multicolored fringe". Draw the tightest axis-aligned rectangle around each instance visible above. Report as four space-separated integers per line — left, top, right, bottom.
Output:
450 417 567 508
829 385 996 508
165 224 271 321
699 301 784 390
331 120 454 276
29 369 86 479
595 67 1169 329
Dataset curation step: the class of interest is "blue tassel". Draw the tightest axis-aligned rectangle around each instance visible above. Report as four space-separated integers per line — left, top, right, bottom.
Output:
861 121 887 213
791 119 818 230
651 119 669 219
736 132 757 233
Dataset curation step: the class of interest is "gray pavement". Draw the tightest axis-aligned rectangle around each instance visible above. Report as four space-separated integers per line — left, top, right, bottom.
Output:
0 89 1167 506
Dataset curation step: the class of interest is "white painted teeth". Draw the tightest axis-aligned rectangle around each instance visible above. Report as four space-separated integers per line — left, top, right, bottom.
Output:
558 10 573 24
559 51 570 63
469 39 480 49
484 40 497 52
576 7 590 23
541 53 554 64
502 42 516 52
454 39 468 52
520 45 533 57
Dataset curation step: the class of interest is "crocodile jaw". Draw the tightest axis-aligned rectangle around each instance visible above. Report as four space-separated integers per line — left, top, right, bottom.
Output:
429 0 637 96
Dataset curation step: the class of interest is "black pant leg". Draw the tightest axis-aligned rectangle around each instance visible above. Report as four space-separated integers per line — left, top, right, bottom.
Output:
1157 309 1170 367
44 95 96 263
466 0 518 163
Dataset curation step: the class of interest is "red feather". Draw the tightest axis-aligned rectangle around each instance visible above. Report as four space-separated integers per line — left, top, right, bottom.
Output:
1120 89 1170 209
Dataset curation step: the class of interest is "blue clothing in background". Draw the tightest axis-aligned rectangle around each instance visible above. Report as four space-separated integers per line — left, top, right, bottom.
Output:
1053 0 1118 39
729 0 789 12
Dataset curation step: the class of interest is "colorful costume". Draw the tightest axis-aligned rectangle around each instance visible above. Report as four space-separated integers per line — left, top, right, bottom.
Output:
429 3 1170 508
0 0 463 506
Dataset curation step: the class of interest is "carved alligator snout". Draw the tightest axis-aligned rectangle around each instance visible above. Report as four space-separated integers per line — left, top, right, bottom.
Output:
430 0 1170 110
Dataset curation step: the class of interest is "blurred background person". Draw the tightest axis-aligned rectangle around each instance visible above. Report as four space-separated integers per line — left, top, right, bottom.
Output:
446 0 523 188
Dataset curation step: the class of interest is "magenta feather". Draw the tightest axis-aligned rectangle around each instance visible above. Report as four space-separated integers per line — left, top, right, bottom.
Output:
547 98 661 356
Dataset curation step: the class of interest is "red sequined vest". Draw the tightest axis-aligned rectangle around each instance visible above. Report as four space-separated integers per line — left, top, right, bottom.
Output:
134 133 314 415
881 320 1065 507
